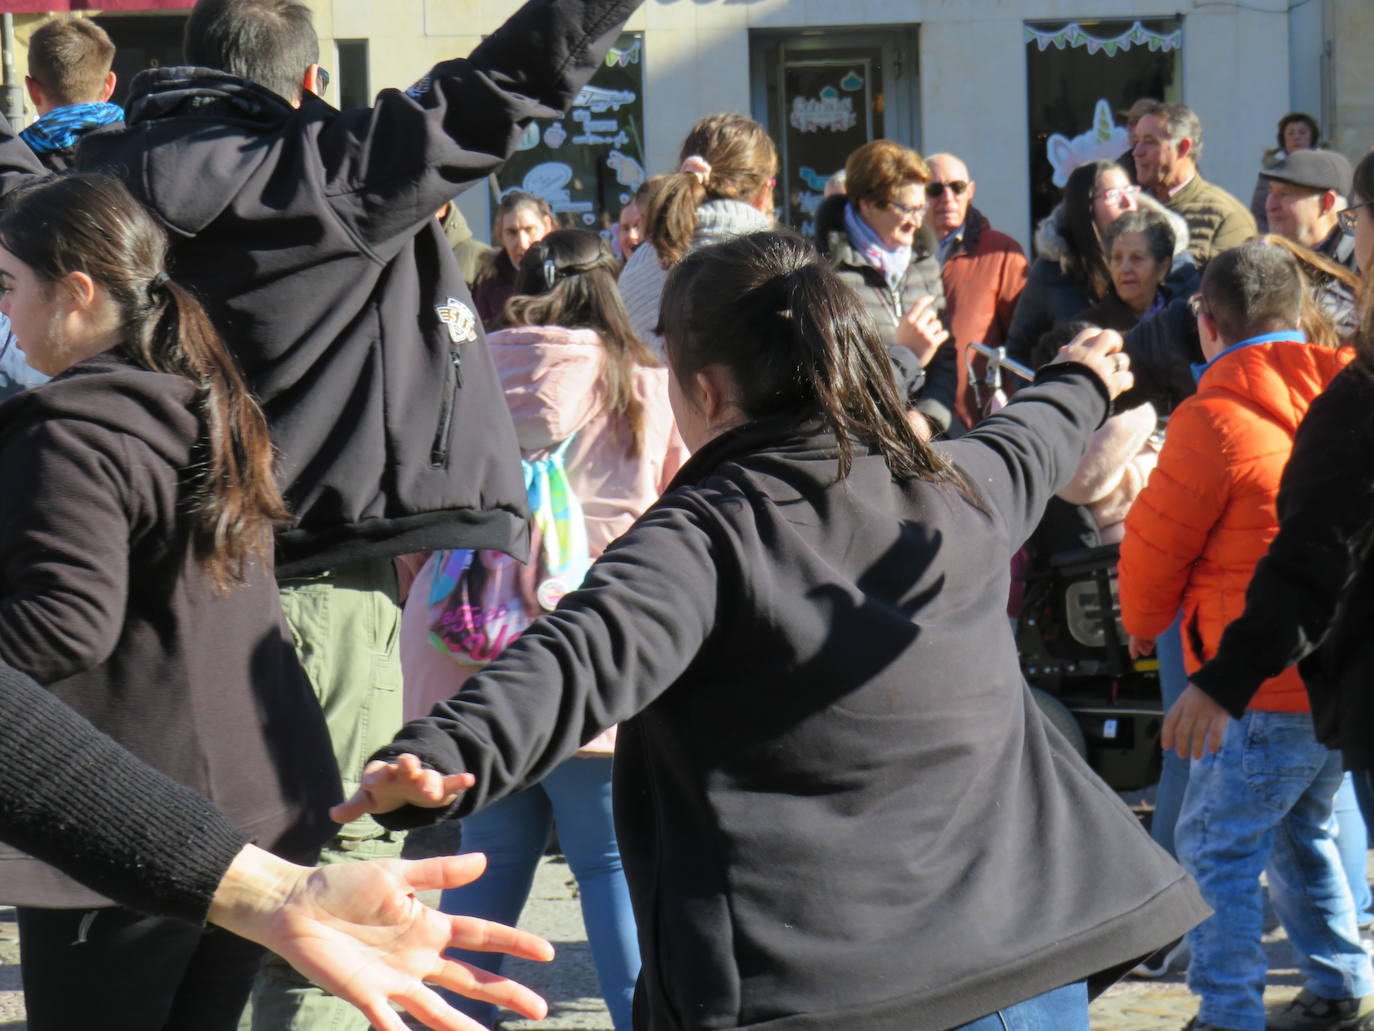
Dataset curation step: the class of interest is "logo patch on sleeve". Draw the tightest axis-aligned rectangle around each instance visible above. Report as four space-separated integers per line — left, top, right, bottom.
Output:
436 298 478 343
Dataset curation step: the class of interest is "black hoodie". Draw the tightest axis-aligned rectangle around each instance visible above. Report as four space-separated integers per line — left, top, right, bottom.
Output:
374 364 1208 1030
74 0 639 576
0 355 339 906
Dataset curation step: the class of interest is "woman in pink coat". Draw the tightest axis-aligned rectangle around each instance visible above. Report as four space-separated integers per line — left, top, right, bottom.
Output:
399 229 687 1029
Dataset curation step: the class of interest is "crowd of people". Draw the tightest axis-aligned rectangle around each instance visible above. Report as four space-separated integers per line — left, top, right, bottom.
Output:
0 3 1373 1031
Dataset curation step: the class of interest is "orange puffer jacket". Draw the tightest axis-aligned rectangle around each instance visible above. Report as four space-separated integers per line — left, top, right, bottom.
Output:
1119 336 1352 712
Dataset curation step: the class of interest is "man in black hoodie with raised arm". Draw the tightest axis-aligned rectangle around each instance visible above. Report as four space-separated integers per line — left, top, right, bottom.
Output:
61 0 640 1026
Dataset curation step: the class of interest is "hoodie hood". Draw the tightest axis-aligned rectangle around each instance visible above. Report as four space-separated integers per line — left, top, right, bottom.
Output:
486 325 607 452
1201 338 1352 435
1 352 198 469
84 67 300 237
1034 191 1191 267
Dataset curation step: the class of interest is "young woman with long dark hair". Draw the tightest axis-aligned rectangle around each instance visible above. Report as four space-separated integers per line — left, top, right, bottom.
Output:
0 173 340 1030
399 228 686 1031
342 230 1206 1031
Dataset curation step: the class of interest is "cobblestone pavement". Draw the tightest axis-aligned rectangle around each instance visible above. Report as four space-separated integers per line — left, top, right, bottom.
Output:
0 829 1347 1031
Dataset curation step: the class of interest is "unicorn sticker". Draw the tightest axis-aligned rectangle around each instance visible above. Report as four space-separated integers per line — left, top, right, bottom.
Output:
1045 98 1130 188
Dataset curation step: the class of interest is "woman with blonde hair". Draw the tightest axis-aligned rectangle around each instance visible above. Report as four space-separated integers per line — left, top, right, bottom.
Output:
618 113 777 355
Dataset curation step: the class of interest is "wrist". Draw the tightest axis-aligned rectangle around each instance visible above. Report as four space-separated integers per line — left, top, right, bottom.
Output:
207 844 308 944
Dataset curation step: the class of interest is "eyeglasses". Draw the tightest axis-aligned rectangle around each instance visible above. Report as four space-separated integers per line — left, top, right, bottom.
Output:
316 67 331 94
1338 199 1373 235
883 197 926 218
925 180 970 199
1093 185 1141 205
1188 294 1211 320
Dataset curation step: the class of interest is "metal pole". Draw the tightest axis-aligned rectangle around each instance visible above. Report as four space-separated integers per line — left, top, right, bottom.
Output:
1 15 23 127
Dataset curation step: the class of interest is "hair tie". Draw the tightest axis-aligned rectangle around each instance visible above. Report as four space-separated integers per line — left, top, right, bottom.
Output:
543 258 558 293
680 155 712 186
150 271 170 292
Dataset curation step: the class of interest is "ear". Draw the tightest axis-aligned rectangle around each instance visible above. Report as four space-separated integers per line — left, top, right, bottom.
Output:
62 270 99 310
295 64 323 109
1322 191 1339 216
23 76 43 110
965 179 976 205
749 178 774 214
99 71 117 104
1176 137 1194 161
694 364 740 427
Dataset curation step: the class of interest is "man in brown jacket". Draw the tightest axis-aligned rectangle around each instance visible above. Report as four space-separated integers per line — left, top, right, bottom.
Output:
927 153 1028 431
1133 102 1256 268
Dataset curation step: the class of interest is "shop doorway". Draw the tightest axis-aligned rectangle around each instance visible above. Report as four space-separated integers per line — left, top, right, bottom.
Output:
750 27 920 237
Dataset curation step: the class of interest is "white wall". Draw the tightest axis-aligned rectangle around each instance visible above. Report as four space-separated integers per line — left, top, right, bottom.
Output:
316 0 1293 250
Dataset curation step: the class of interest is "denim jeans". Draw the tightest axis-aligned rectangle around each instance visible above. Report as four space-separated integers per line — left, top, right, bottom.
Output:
1151 613 1190 860
1178 710 1374 1031
1334 773 1373 925
440 755 640 1031
945 981 1089 1030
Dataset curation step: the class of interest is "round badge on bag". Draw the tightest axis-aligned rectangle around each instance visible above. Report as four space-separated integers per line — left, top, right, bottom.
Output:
536 578 567 612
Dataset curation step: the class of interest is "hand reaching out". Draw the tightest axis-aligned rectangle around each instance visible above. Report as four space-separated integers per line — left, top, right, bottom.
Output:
1128 634 1155 660
331 752 473 824
209 847 553 1031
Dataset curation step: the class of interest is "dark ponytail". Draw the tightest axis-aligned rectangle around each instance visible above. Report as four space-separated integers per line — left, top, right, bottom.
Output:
659 230 961 487
0 173 287 591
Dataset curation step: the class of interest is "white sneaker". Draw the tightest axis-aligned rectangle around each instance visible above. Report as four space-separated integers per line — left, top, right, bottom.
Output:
1131 936 1190 978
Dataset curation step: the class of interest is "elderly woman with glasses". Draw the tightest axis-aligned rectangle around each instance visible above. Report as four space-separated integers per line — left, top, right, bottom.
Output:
814 139 957 435
1007 159 1196 370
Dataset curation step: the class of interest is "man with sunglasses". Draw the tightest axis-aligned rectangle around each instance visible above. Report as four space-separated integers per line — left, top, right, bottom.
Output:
926 153 1027 429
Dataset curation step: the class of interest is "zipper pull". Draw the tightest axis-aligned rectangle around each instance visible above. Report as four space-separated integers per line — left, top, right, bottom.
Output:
452 347 463 388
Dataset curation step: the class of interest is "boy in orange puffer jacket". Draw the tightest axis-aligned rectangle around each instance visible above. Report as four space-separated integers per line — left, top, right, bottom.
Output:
1119 241 1367 1031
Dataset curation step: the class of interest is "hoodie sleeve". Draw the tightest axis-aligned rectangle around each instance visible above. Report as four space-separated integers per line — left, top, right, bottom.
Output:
0 114 50 196
0 418 135 684
939 361 1110 551
313 0 640 250
372 493 722 824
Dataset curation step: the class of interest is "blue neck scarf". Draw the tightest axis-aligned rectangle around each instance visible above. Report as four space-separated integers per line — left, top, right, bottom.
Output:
20 102 123 155
843 202 911 293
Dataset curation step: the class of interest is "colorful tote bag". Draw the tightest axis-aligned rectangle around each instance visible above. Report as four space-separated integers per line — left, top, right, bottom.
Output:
428 433 590 665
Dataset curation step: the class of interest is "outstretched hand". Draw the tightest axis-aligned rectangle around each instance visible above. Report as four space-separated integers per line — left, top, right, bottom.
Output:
1049 327 1133 399
1162 683 1230 760
210 847 553 1031
331 753 473 825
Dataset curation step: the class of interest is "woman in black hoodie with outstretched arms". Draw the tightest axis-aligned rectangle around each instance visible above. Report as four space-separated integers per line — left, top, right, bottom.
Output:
336 231 1208 1031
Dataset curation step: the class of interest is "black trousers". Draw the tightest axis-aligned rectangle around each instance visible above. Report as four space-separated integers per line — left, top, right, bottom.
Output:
17 904 265 1031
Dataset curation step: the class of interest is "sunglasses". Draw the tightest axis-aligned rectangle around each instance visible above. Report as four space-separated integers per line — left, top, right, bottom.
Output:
925 180 969 199
1338 199 1373 235
316 67 331 94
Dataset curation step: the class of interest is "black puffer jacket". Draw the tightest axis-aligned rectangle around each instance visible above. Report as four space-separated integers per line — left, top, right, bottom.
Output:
816 194 956 431
75 0 639 576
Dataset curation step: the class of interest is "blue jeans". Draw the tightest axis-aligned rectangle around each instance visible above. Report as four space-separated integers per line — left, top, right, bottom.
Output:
1178 710 1374 1031
1151 613 1190 860
439 756 639 1031
1335 773 1373 925
946 981 1088 1030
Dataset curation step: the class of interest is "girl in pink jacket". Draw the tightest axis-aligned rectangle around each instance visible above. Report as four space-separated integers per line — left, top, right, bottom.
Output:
399 229 687 1029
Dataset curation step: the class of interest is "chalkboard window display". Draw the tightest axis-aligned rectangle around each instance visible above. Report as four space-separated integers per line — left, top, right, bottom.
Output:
495 32 646 247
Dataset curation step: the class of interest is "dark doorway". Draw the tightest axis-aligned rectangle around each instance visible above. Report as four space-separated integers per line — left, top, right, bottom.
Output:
94 13 188 108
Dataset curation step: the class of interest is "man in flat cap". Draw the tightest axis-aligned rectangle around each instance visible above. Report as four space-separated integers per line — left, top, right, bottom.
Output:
1261 149 1357 269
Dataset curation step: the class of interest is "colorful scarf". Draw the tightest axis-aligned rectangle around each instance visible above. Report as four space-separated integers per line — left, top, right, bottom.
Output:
843 201 912 294
20 102 123 156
